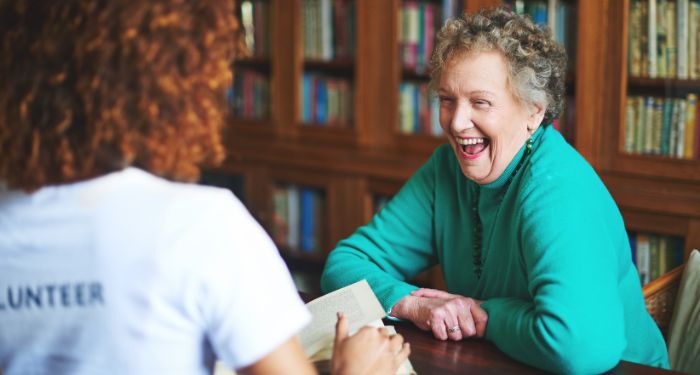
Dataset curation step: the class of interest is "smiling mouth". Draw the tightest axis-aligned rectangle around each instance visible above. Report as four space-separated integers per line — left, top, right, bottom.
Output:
456 137 489 158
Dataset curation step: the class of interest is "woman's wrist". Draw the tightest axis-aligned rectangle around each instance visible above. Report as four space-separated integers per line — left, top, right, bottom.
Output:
389 294 418 321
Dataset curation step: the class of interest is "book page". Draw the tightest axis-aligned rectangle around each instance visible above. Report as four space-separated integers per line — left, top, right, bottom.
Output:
299 279 386 357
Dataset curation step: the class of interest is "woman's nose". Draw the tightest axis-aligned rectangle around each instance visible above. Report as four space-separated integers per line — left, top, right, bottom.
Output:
451 104 474 132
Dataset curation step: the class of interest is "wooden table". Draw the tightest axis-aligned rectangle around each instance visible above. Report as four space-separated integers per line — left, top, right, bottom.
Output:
388 319 680 374
301 292 680 374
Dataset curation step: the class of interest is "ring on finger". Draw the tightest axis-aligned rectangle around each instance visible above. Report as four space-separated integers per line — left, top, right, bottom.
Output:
447 325 460 334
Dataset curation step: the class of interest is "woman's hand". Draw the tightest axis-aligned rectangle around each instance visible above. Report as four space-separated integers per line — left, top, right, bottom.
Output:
331 312 411 375
390 288 488 341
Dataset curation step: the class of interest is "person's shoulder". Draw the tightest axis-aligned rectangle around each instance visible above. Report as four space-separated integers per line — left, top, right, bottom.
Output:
521 127 607 199
123 167 243 212
528 127 599 183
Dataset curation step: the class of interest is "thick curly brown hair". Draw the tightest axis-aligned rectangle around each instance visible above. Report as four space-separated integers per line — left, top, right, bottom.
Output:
430 7 567 126
0 0 242 191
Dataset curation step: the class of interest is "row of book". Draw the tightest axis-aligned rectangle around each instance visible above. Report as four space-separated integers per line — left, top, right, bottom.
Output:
399 0 466 74
271 185 325 253
228 69 270 120
630 231 685 285
400 1 438 74
624 94 699 159
507 0 577 71
399 82 442 136
628 0 700 79
302 0 356 61
300 73 353 127
239 0 271 57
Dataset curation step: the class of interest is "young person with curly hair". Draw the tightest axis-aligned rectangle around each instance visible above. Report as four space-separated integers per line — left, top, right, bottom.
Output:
0 1 409 374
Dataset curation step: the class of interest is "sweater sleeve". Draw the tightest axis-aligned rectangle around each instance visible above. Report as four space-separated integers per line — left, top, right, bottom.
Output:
481 175 627 374
321 152 439 312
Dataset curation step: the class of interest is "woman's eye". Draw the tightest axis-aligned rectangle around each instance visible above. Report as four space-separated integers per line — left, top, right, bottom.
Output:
474 100 490 107
438 96 453 103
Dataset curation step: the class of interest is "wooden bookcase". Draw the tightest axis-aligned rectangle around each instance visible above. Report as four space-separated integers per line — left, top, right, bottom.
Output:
220 0 700 289
577 0 700 266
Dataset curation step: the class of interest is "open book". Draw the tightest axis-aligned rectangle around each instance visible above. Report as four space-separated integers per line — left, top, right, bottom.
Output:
215 280 415 375
299 280 415 374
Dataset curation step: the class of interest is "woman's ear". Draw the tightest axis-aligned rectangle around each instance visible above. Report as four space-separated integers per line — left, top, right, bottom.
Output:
526 103 547 133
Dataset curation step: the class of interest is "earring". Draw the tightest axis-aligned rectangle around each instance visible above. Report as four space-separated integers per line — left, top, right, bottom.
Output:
526 137 533 155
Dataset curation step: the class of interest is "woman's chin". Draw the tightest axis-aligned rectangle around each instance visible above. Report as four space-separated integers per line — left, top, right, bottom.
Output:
460 167 489 184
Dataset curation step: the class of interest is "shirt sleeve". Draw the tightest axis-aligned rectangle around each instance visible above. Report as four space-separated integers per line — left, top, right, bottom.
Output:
193 191 311 370
480 174 627 374
321 151 440 312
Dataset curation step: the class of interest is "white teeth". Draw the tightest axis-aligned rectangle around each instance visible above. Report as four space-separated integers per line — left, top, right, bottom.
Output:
456 137 485 145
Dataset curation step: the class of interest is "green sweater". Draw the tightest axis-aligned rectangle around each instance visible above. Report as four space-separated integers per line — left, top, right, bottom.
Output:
321 126 669 373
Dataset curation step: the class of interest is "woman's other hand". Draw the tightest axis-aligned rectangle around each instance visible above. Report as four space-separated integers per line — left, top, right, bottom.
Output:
331 312 411 375
391 288 488 341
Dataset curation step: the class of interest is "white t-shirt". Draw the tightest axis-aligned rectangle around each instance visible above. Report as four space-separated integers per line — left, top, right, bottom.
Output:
0 168 310 374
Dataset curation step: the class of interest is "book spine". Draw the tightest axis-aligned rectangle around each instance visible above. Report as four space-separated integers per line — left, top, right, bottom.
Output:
333 0 345 58
667 1 678 77
641 0 649 75
417 3 426 74
312 191 324 253
658 236 668 276
669 98 680 154
303 0 311 58
684 93 697 158
321 0 333 60
678 0 690 78
637 233 651 285
423 3 435 74
648 0 658 77
625 98 637 152
272 186 289 245
653 97 664 154
300 188 315 252
676 99 687 158
630 0 642 76
661 97 673 155
548 0 557 35
407 2 419 71
644 96 655 153
689 0 699 78
399 83 411 134
635 96 646 153
656 0 668 78
287 185 300 250
648 235 660 281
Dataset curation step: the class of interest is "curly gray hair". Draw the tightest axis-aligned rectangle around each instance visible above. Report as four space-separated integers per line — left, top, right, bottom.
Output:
429 7 567 126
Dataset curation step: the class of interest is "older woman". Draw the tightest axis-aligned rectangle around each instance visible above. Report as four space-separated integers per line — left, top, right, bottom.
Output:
0 1 409 374
322 7 668 373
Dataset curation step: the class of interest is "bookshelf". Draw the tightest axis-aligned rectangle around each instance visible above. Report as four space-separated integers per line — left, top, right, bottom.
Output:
222 0 700 291
577 0 700 270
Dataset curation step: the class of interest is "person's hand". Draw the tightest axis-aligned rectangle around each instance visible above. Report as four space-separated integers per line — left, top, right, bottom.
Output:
331 312 411 375
390 288 488 341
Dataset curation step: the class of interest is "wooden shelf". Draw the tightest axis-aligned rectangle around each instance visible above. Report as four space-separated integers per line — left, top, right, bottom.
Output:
401 68 431 81
304 59 355 76
628 77 700 91
614 151 700 169
234 56 271 72
298 125 357 147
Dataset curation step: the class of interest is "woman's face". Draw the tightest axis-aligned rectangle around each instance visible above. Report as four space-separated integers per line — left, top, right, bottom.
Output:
438 51 544 184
